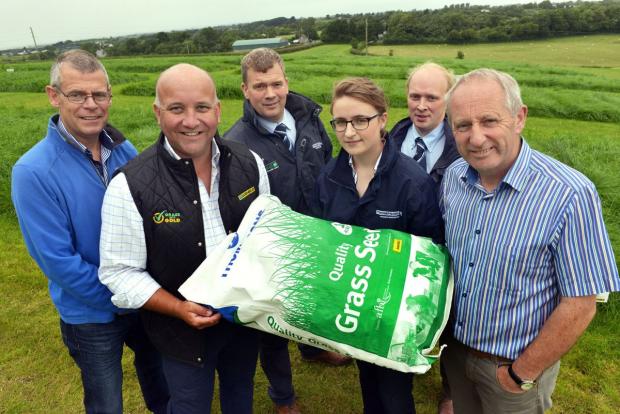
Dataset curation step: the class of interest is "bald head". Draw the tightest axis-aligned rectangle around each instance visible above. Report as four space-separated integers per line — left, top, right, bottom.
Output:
154 64 218 107
152 63 222 161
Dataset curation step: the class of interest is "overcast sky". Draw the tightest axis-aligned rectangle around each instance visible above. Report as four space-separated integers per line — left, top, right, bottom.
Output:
2 0 561 50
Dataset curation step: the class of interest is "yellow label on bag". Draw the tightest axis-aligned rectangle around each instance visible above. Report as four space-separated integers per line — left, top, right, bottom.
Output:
392 239 402 253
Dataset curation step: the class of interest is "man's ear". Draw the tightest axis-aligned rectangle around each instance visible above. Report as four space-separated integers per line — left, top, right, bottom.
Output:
515 105 528 134
46 85 60 108
153 103 162 126
241 82 249 99
215 101 222 124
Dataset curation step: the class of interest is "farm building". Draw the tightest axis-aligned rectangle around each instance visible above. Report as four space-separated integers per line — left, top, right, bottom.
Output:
232 37 290 51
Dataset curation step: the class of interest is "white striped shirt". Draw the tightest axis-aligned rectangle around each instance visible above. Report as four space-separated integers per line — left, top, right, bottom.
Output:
440 139 619 359
98 137 270 309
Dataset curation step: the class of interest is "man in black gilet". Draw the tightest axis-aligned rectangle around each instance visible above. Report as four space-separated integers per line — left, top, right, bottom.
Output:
99 64 270 414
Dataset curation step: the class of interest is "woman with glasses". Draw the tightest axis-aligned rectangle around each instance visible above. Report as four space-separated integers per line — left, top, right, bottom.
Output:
312 77 444 414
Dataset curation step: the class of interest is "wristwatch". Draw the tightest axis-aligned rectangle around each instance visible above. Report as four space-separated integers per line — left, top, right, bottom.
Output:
508 364 536 391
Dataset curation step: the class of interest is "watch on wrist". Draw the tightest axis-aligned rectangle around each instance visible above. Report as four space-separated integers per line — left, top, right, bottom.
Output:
508 364 536 391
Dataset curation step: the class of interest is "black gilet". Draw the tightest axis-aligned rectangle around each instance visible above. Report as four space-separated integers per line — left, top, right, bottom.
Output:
121 133 259 364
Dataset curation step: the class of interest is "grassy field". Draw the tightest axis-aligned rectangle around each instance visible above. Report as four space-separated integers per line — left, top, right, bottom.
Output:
1 35 619 413
369 34 620 69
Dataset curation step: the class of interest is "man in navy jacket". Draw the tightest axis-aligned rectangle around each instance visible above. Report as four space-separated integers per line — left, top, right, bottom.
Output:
225 47 346 414
389 62 460 186
389 62 460 414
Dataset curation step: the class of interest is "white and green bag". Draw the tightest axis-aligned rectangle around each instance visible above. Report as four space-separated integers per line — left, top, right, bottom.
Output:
179 195 453 373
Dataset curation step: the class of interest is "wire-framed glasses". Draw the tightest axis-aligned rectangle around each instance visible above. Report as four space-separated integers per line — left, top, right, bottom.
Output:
55 88 112 104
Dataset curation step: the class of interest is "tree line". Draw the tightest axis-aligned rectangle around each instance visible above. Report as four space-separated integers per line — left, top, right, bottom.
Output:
7 1 619 58
321 1 620 45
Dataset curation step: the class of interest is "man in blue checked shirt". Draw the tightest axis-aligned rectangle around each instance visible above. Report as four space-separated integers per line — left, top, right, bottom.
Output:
440 68 619 414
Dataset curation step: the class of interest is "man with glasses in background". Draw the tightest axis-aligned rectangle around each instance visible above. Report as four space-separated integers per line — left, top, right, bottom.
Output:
11 49 169 414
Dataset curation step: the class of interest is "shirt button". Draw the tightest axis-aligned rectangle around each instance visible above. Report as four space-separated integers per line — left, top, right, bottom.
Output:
457 321 463 327
468 262 474 267
193 200 198 205
197 242 203 247
462 292 467 298
196 357 202 363
475 229 481 235
185 161 190 165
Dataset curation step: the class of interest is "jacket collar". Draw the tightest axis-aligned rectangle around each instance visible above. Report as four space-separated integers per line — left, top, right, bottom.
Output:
328 136 399 188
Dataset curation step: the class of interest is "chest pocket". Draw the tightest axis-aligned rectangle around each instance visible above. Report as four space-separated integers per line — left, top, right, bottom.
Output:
490 242 553 295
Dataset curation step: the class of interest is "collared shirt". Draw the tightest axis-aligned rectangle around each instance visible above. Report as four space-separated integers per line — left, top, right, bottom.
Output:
348 153 382 185
98 138 270 309
257 109 297 149
440 139 619 360
57 118 114 185
401 122 445 174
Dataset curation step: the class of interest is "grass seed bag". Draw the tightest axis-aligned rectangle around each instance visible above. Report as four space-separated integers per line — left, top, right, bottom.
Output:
179 195 453 373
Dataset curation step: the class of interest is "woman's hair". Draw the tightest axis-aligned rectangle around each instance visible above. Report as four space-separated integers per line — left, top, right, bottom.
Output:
331 77 388 115
331 77 388 137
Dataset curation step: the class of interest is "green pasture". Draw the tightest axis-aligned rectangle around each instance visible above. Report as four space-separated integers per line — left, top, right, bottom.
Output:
1 36 619 413
369 34 620 70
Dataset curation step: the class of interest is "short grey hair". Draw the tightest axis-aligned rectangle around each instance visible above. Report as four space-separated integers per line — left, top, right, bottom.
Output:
446 68 523 117
406 62 456 91
50 49 109 89
241 48 285 83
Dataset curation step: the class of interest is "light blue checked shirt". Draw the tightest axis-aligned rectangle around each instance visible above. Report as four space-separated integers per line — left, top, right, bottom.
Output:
441 139 619 360
57 118 114 185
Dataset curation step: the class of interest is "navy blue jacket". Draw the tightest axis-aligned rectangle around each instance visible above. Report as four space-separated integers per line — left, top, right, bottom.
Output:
389 117 460 185
313 138 444 243
225 91 332 214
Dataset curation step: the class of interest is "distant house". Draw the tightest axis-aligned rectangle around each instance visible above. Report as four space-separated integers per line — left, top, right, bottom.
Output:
292 34 309 45
232 37 290 52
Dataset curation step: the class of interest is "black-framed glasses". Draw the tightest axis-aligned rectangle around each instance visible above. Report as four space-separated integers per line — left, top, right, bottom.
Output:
55 88 112 104
330 114 380 132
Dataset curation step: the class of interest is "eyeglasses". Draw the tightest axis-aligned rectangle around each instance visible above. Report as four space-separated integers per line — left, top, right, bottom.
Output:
330 114 380 132
55 88 112 104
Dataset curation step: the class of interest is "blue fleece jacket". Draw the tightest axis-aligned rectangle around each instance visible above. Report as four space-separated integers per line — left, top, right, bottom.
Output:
11 115 137 324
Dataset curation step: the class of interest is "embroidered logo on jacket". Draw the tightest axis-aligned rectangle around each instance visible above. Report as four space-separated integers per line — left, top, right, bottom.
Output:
152 210 182 224
238 186 256 201
265 161 279 173
312 142 323 150
375 210 402 219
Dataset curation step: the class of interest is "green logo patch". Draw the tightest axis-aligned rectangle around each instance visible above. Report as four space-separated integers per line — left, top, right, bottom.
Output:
152 210 182 224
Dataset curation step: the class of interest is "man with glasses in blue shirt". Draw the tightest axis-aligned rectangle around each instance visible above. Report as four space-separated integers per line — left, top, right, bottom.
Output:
12 49 169 414
440 68 619 414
